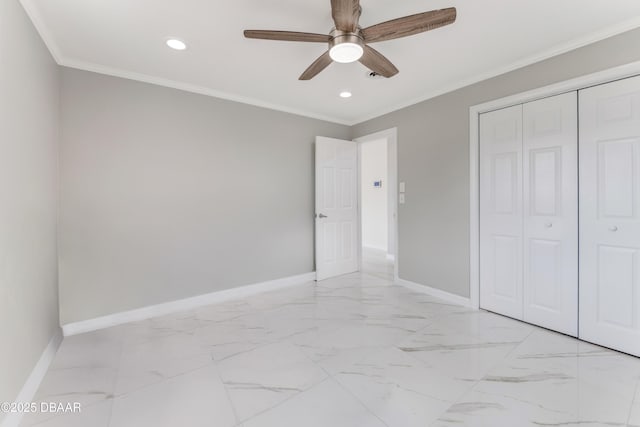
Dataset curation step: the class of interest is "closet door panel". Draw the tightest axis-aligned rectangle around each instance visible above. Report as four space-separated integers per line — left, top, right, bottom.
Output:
523 92 578 336
580 76 640 356
480 105 524 319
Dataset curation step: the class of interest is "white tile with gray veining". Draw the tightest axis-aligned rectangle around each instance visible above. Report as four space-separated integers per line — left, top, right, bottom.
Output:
432 329 640 426
630 385 640 427
19 251 640 426
20 327 125 426
216 342 327 421
325 346 473 427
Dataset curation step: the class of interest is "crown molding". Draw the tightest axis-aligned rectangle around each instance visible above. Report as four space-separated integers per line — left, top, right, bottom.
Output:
20 0 640 127
59 58 352 125
19 0 351 126
349 16 640 125
19 0 63 63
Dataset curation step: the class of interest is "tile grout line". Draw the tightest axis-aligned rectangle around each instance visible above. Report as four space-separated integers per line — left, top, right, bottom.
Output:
500 327 538 361
233 376 333 425
312 339 478 427
313 362 392 427
27 328 128 427
217 327 337 425
401 319 539 426
106 325 134 427
211 361 242 427
628 377 640 426
423 328 541 427
396 346 481 426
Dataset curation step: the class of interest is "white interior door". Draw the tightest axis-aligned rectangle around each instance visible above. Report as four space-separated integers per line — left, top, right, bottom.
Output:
480 104 524 319
523 92 578 336
315 136 359 281
579 76 640 356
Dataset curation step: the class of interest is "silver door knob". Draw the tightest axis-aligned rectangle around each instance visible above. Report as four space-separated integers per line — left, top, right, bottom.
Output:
609 225 618 232
318 213 328 219
545 222 553 228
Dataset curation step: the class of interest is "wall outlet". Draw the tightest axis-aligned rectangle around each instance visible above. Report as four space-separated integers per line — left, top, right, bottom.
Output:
399 194 406 204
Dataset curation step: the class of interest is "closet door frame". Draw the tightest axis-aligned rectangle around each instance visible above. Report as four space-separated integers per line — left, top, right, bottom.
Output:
469 60 640 311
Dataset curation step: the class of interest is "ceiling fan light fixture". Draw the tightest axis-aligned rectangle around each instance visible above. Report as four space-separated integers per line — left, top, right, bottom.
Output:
243 2 457 80
330 42 363 63
329 30 364 63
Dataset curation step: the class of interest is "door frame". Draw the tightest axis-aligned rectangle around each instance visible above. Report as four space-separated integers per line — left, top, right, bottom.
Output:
469 60 640 310
354 128 399 282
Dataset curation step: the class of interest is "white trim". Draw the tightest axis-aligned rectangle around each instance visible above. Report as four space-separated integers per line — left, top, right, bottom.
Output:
352 17 640 125
21 0 640 127
1 330 63 427
356 141 364 274
19 0 349 126
396 278 472 308
470 60 640 116
469 59 640 311
354 128 399 283
62 272 315 336
386 253 395 262
19 0 63 63
469 103 480 310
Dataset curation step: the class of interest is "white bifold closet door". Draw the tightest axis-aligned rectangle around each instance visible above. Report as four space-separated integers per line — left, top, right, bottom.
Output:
522 92 578 336
579 76 640 357
480 104 524 320
480 92 578 336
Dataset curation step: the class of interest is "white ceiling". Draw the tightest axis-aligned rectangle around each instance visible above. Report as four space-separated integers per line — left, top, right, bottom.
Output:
21 0 640 125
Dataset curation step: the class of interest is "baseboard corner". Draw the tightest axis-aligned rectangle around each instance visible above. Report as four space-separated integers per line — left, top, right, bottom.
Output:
1 328 63 427
395 278 472 308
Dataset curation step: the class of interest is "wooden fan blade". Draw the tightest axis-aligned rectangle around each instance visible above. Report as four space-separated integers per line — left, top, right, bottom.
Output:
362 7 456 43
331 0 362 32
359 45 398 78
299 51 333 80
244 30 330 43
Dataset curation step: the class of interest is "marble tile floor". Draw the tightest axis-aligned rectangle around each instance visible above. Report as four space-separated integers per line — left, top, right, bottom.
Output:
19 254 640 427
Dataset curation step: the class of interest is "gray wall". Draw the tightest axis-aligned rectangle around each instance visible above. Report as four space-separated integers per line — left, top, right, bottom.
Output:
59 69 350 324
0 0 60 415
353 28 640 298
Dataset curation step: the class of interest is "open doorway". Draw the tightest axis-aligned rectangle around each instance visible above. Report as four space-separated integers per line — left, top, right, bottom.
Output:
355 128 398 281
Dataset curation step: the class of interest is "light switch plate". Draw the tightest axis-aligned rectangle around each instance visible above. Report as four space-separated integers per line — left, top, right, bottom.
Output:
399 194 406 204
399 182 406 193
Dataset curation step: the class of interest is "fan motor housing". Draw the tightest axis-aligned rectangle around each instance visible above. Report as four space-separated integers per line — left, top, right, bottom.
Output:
329 29 364 50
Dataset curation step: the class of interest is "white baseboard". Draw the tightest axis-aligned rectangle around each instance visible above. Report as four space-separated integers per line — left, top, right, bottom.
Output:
396 278 473 308
62 272 315 336
1 329 63 427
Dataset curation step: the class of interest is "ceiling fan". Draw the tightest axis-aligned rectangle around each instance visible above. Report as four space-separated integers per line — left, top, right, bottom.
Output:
244 0 456 80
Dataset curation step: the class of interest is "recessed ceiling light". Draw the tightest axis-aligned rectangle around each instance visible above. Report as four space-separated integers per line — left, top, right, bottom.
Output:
339 91 352 98
166 38 187 50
